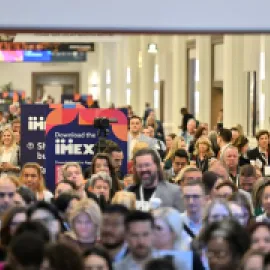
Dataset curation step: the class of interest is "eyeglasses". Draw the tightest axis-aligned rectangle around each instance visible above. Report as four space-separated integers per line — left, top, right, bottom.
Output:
135 163 153 170
183 194 202 200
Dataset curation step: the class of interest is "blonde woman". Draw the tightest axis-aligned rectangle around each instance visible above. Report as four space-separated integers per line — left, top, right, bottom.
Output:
111 191 136 210
191 137 214 172
164 136 186 170
0 127 20 176
19 162 53 201
61 198 102 253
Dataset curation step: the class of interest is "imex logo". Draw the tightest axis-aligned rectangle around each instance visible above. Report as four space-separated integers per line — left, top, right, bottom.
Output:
55 139 95 155
28 116 46 131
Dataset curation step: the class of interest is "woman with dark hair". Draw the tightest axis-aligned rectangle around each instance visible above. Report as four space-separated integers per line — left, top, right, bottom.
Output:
27 201 67 242
188 126 207 155
201 219 250 270
89 153 121 198
83 246 113 270
249 222 270 254
235 136 250 167
41 243 84 270
0 206 27 261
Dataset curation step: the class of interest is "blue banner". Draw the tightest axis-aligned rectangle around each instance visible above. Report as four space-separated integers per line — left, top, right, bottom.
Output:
21 104 50 174
45 108 128 192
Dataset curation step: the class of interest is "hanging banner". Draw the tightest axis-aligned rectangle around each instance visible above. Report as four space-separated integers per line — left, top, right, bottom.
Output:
61 94 94 107
20 104 50 174
20 103 83 175
45 108 128 191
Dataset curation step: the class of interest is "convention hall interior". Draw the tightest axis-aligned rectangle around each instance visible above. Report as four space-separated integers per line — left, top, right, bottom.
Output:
0 34 267 141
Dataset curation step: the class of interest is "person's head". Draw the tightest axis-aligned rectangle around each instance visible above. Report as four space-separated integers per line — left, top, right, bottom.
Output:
180 107 188 115
231 127 240 143
91 153 115 178
53 192 80 217
68 198 102 242
41 243 84 270
0 206 27 248
105 146 124 171
1 127 16 147
83 246 113 270
202 171 222 200
111 191 136 210
147 125 155 138
187 118 196 134
204 199 232 225
256 130 269 150
194 126 207 141
89 172 112 202
7 232 46 270
194 136 214 157
227 192 253 227
171 149 189 175
125 210 154 260
130 116 143 135
222 145 239 171
165 133 177 150
182 179 206 218
237 136 249 154
249 222 270 254
239 165 257 193
133 148 163 188
55 179 77 198
145 257 176 270
241 249 264 270
0 175 18 215
27 201 66 241
123 174 134 188
215 181 238 200
217 128 232 146
202 219 250 270
12 118 21 133
152 207 183 250
15 186 37 206
143 127 151 137
62 162 84 189
101 204 129 250
260 182 270 216
209 160 230 181
176 166 202 187
20 162 45 193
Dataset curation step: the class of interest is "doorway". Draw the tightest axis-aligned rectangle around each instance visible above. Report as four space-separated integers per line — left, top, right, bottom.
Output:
211 86 223 130
32 72 80 103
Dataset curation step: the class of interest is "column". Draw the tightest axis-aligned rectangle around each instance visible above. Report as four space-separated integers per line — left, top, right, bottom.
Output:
196 36 211 125
171 35 187 134
98 43 106 107
262 35 270 129
138 35 155 116
223 35 245 129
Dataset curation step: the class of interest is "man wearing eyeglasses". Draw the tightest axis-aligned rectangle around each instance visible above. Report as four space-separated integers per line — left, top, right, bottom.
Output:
181 179 206 250
128 148 184 212
0 175 17 217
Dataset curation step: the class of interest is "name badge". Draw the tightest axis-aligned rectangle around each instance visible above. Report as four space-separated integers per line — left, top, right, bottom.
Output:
265 166 270 176
136 200 150 212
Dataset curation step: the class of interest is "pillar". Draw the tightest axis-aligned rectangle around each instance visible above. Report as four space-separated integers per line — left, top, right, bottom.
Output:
196 36 211 125
223 35 245 129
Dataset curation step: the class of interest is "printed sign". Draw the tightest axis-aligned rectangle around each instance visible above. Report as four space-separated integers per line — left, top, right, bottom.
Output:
45 108 128 191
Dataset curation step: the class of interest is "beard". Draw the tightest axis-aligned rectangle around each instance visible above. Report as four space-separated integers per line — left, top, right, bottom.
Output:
102 239 125 249
139 171 157 188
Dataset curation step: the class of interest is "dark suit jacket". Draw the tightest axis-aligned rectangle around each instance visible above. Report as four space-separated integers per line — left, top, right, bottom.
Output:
247 147 270 174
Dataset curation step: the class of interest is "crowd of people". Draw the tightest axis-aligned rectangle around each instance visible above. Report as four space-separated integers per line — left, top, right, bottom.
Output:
0 100 269 269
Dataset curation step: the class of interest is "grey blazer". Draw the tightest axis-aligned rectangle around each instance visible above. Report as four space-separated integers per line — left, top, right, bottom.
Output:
155 181 185 213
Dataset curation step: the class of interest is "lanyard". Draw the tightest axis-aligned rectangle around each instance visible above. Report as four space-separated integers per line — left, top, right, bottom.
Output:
139 185 156 202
